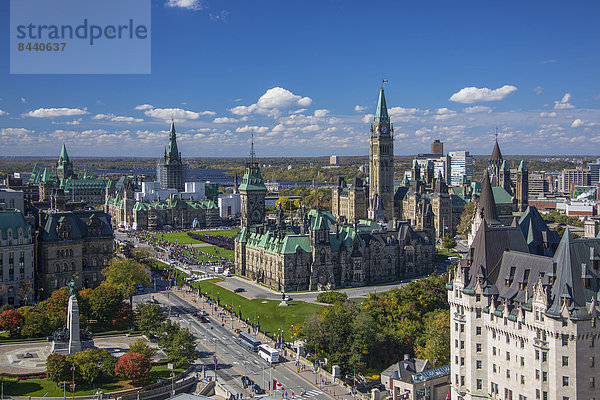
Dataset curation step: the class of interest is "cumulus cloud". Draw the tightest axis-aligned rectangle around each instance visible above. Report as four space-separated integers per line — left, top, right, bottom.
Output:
92 113 143 123
463 106 492 114
571 119 584 128
144 107 215 120
533 86 544 95
540 111 557 117
449 85 517 104
134 104 154 110
433 108 457 120
166 0 202 10
0 110 7 116
313 109 329 117
290 109 307 114
554 93 574 110
229 87 312 117
361 114 374 124
20 97 27 103
23 107 88 118
213 117 239 123
388 107 421 121
354 105 367 112
235 125 269 133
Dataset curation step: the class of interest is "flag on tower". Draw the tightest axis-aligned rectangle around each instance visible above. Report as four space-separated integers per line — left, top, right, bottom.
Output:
382 79 388 83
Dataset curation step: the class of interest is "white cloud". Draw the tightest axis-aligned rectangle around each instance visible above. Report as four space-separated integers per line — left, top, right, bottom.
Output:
554 93 574 110
235 125 269 133
92 113 143 123
533 86 544 95
134 104 154 110
539 111 557 117
144 107 215 120
449 85 518 104
571 119 584 128
230 87 312 117
362 114 373 124
290 109 307 114
23 107 88 118
433 108 457 120
213 117 239 123
0 110 7 116
354 105 367 112
463 105 492 114
20 97 27 103
166 0 202 10
313 109 329 117
388 107 421 120
65 119 82 125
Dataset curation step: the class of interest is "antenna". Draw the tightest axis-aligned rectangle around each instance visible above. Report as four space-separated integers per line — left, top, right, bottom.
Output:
495 126 498 142
250 131 256 164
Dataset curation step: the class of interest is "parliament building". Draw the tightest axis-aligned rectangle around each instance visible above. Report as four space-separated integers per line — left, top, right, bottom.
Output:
235 88 435 292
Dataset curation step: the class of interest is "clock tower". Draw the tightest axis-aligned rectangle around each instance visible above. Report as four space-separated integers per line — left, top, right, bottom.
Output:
368 87 394 222
239 136 267 227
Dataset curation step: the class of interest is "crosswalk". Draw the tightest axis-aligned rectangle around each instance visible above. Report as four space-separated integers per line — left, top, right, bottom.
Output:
299 389 323 398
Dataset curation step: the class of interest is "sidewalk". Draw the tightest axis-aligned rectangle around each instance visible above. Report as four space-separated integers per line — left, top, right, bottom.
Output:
170 288 357 400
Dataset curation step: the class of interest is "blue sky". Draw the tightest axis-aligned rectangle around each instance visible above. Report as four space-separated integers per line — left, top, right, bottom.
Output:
1 0 600 157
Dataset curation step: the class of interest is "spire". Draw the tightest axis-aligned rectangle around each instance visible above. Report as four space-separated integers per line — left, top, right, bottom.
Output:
518 160 527 172
491 141 503 162
500 160 509 171
170 118 176 135
374 87 389 125
478 170 500 225
550 229 586 311
59 143 70 163
249 131 256 164
166 120 180 163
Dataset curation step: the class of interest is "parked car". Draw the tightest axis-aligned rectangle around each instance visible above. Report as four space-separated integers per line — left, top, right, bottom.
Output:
241 376 254 388
234 287 245 293
198 316 209 323
252 384 265 394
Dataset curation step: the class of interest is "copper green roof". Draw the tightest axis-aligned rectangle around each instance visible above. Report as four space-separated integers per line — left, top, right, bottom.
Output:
132 198 217 211
166 120 181 163
63 177 106 191
58 143 70 163
0 210 32 240
518 160 527 172
374 87 389 125
238 164 266 191
307 209 336 231
491 186 514 205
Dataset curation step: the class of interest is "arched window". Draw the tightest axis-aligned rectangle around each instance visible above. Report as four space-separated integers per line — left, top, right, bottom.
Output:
56 250 60 258
63 263 68 272
68 249 73 257
92 258 98 267
54 262 60 273
71 262 75 271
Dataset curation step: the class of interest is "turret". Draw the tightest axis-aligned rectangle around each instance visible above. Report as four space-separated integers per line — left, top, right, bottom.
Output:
516 160 528 212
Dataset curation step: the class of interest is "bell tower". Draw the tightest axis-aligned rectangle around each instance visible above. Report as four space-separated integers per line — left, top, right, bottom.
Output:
239 134 267 227
368 87 394 222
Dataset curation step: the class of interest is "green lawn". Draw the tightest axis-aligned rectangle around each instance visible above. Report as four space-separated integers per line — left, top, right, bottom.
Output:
190 279 323 342
151 232 204 244
150 231 236 262
195 229 240 238
1 367 184 397
436 248 459 263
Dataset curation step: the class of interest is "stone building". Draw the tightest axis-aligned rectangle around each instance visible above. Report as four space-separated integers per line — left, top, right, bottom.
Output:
0 210 35 306
129 196 220 230
448 193 598 400
235 89 435 292
157 120 187 191
37 209 114 298
28 145 106 207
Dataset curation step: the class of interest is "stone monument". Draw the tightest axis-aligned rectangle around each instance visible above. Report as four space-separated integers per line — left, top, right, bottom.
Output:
51 279 94 354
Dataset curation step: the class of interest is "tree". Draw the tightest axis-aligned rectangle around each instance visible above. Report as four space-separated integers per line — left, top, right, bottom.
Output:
164 328 200 368
128 339 157 362
442 236 457 249
46 353 72 384
71 349 117 386
276 196 292 211
115 353 151 382
415 310 451 367
88 284 125 325
0 309 23 336
135 303 165 337
102 257 150 305
456 201 476 237
20 307 52 338
16 280 33 305
38 287 69 332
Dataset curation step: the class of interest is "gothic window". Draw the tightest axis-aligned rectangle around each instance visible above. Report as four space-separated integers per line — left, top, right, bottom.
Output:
68 249 73 257
56 249 60 258
62 262 68 272
54 262 60 273
92 258 98 267
82 258 87 269
320 250 326 264
71 262 75 271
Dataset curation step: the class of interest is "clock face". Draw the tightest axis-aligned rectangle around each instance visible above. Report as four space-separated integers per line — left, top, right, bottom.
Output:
380 125 388 134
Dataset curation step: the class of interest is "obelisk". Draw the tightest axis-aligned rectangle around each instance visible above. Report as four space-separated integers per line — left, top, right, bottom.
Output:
67 279 82 354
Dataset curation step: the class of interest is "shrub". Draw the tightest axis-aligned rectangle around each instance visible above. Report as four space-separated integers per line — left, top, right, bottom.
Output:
316 291 348 304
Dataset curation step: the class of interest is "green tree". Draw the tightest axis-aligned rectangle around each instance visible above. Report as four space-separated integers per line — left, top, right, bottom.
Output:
276 196 292 210
102 257 150 305
20 308 52 338
88 284 125 325
414 309 451 367
38 287 69 332
442 236 457 249
135 303 165 337
128 339 157 362
71 349 117 386
164 328 200 368
46 353 72 384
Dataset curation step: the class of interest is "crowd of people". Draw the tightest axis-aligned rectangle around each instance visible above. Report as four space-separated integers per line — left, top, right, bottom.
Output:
187 232 235 250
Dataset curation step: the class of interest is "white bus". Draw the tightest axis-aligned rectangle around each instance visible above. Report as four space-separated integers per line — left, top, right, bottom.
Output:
258 344 279 363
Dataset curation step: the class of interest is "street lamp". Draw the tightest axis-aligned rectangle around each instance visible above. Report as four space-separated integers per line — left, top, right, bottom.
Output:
170 372 175 396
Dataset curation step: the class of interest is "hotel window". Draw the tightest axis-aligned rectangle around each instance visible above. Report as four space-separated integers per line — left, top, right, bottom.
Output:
455 323 458 332
493 364 497 373
536 369 540 380
562 376 568 386
521 375 525 384
476 360 482 369
476 379 482 390
590 356 595 368
591 377 595 388
562 335 568 346
476 309 481 318
506 369 511 379
461 357 464 366
562 356 568 366
535 350 539 360
590 337 595 348
520 357 524 366
476 343 482 352
542 352 547 362
506 351 510 361
460 340 464 349
455 356 458 364
476 326 481 335
493 346 496 356
460 376 464 386
536 389 539 399
476 294 481 302
506 336 510 344
542 371 547 382
460 324 464 333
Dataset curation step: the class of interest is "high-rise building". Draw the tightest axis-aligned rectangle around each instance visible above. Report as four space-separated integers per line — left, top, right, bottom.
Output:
368 87 394 222
448 151 474 186
559 167 591 194
588 157 600 184
157 120 187 191
431 139 444 155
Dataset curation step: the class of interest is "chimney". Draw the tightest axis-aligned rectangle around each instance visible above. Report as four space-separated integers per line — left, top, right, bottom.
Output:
404 354 410 361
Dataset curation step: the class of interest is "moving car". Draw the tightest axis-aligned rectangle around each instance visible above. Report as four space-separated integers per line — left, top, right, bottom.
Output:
234 288 246 293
